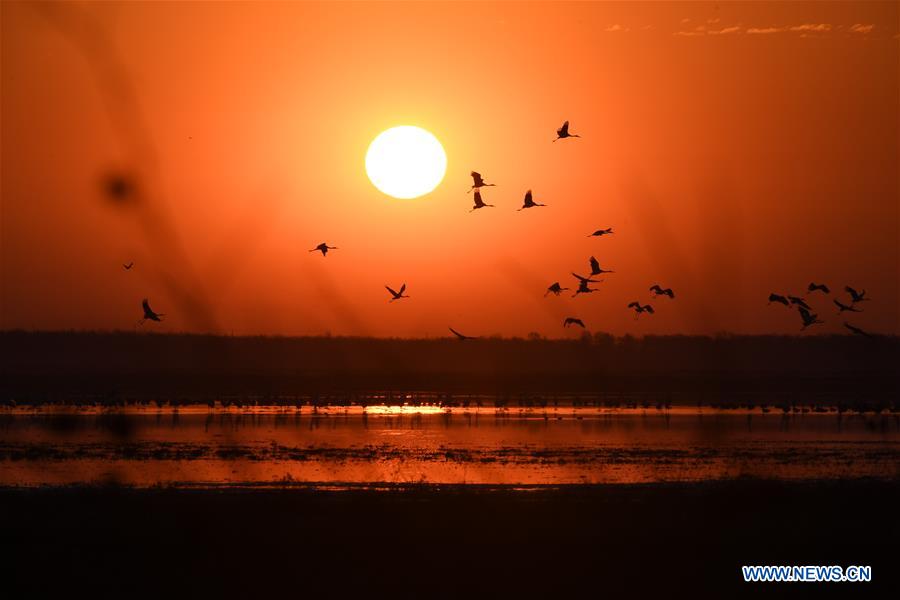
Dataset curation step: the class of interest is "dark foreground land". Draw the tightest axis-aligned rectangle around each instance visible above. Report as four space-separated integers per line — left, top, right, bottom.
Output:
2 331 899 408
2 480 898 598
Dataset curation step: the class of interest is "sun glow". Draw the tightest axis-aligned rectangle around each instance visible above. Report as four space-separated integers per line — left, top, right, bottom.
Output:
365 126 447 199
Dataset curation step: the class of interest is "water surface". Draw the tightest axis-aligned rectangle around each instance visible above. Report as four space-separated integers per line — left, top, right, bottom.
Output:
2 406 898 487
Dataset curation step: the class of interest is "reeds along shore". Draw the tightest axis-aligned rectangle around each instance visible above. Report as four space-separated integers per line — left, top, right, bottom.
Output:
1 330 898 409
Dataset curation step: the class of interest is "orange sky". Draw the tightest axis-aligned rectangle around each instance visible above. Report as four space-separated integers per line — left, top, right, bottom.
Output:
2 1 897 338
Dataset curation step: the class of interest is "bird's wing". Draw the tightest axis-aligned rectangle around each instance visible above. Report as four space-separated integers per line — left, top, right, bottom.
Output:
449 327 466 339
142 298 151 313
559 121 569 135
524 190 532 204
798 307 812 320
845 286 857 296
385 286 398 296
575 319 585 327
473 190 483 205
645 305 655 313
399 283 406 294
589 256 599 271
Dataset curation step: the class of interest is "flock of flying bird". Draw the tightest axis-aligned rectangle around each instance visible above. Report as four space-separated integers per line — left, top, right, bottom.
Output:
767 284 874 336
468 121 676 332
130 120 876 339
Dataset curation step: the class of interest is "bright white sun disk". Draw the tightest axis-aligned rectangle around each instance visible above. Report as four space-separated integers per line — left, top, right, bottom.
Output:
365 126 446 199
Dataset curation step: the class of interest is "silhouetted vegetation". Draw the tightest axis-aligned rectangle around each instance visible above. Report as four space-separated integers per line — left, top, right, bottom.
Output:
1 330 898 408
2 480 898 596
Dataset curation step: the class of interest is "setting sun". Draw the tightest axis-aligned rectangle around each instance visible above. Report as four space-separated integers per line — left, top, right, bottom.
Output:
365 126 447 199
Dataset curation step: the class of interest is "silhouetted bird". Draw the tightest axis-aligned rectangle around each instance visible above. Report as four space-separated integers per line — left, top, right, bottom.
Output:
123 262 134 270
798 307 823 330
845 286 870 303
470 189 494 212
588 228 613 237
808 282 830 294
571 273 601 297
309 243 338 256
518 190 546 210
449 327 475 340
545 282 569 297
468 171 496 193
649 285 675 299
564 317 585 329
553 120 580 142
788 296 811 311
844 322 871 337
139 298 164 324
588 256 614 277
834 299 861 313
385 283 409 302
768 293 790 306
627 302 654 317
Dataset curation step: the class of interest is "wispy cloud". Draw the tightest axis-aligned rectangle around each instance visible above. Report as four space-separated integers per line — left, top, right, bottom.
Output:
674 24 740 36
605 24 628 33
672 20 882 39
672 22 879 38
707 26 741 35
789 23 832 33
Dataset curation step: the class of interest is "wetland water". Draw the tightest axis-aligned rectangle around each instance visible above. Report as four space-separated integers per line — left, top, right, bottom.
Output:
1 406 898 487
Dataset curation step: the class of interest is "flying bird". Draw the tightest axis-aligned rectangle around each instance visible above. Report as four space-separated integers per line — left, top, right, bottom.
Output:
468 171 496 193
139 298 164 325
563 317 585 329
571 273 601 297
798 307 823 330
553 120 580 142
449 327 475 340
588 256 614 277
843 322 871 337
788 296 812 311
385 284 409 302
833 299 861 313
470 189 494 212
845 286 870 303
588 228 613 237
627 302 654 317
545 282 569 297
768 293 790 307
309 243 338 256
123 262 134 270
807 283 830 294
518 190 546 210
649 285 675 299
